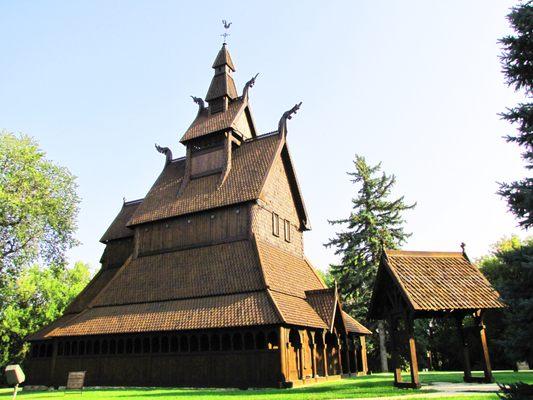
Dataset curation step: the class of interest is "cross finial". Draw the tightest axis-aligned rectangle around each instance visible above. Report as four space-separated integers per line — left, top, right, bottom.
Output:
221 19 232 44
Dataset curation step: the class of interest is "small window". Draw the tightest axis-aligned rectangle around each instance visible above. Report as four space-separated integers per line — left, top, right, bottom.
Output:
170 336 179 352
94 340 101 355
117 339 124 354
284 219 291 242
272 213 280 237
161 336 169 353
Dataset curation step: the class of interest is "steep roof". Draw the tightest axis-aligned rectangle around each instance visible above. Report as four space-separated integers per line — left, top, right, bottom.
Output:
342 312 372 335
369 250 505 319
212 43 235 71
30 235 372 338
100 200 142 242
305 288 338 331
130 133 307 227
180 98 246 143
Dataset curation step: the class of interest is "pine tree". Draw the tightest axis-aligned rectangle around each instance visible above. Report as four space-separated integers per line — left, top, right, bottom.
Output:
325 155 415 372
499 1 533 228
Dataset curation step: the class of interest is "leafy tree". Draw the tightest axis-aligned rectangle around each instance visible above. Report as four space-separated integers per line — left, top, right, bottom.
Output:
498 2 533 228
479 236 533 367
0 262 91 367
0 131 80 284
325 155 415 372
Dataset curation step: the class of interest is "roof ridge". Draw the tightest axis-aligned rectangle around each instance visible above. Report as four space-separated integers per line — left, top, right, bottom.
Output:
386 249 464 257
123 198 143 206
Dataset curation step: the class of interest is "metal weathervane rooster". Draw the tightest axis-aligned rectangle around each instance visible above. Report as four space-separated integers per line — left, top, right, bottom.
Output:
221 20 232 43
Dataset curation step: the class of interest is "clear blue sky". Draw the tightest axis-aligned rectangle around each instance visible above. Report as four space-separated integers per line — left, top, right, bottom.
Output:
0 1 527 272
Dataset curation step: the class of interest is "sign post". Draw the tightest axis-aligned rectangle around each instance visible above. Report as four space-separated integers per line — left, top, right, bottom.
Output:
5 365 25 400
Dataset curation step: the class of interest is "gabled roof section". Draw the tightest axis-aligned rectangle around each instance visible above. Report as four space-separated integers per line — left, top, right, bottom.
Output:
342 311 372 335
256 240 324 298
370 249 505 317
129 133 280 226
305 288 337 331
100 199 142 243
180 98 248 143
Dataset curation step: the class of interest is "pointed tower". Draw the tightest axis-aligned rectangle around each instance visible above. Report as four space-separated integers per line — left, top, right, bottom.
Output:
206 44 238 114
179 44 258 188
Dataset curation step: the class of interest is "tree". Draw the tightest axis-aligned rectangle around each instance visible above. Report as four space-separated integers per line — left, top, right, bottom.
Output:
498 2 533 228
0 131 80 284
0 261 91 366
478 236 533 367
325 155 415 372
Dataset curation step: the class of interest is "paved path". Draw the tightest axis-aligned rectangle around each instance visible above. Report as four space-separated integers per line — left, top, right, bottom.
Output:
341 381 500 400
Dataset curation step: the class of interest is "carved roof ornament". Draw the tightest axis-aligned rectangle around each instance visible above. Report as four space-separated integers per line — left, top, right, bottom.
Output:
191 96 205 114
278 102 302 140
154 144 173 166
242 73 259 101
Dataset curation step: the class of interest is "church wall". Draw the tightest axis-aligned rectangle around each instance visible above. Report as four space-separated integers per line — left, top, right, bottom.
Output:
26 327 282 388
252 205 303 256
136 205 249 256
252 153 303 255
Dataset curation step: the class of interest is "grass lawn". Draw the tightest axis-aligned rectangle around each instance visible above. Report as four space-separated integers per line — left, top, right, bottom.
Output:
1 371 531 400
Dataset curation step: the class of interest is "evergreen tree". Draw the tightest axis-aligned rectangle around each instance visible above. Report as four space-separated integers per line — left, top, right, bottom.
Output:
499 1 533 228
325 155 415 372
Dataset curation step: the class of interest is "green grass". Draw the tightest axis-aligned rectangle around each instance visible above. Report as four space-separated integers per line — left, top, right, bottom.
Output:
1 371 531 400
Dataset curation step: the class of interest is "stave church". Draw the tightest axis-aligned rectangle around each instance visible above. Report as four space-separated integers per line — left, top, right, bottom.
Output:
25 40 370 388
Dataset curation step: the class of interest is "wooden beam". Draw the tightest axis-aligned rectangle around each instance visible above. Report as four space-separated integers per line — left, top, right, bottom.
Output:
360 336 368 375
279 327 288 385
309 331 317 378
389 317 402 386
475 312 494 383
322 332 328 377
455 315 472 382
406 316 421 389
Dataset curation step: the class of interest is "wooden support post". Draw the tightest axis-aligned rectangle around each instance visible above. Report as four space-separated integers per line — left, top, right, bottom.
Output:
343 334 351 375
456 315 472 382
475 312 494 383
309 331 317 378
360 336 368 375
322 332 328 377
336 334 343 375
298 330 304 380
389 317 402 386
279 327 288 385
406 316 421 389
353 336 360 374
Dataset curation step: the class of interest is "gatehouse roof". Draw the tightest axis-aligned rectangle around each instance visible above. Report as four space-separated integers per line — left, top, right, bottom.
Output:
369 249 505 319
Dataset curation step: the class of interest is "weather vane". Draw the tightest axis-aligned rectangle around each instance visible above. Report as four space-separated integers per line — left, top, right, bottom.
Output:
221 19 232 43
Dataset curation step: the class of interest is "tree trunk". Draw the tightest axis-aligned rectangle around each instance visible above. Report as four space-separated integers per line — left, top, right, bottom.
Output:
378 320 389 372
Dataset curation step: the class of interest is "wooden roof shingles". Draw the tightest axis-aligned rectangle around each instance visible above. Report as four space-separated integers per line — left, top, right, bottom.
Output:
50 292 280 337
100 200 142 242
93 240 265 307
180 99 246 142
304 288 337 330
342 312 372 335
130 133 280 226
379 250 505 313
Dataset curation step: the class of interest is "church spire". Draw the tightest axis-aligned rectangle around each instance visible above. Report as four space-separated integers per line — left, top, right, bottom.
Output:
205 43 238 113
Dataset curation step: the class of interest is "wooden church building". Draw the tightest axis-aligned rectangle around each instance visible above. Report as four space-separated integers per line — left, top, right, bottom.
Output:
25 43 371 388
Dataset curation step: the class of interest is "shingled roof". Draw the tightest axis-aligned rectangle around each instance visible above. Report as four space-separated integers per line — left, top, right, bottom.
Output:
369 250 505 319
130 133 308 227
180 98 247 143
100 200 142 243
30 236 371 338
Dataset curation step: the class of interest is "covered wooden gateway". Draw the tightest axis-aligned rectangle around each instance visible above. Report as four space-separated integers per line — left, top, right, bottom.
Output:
25 43 370 388
369 249 505 389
